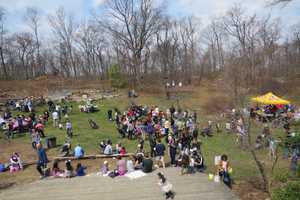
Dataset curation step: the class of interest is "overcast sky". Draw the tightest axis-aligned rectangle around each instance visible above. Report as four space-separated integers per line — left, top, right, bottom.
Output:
0 0 299 37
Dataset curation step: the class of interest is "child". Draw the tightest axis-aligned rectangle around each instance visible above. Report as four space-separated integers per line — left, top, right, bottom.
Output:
65 160 73 178
115 143 121 154
9 153 22 173
157 172 175 199
120 146 126 155
99 160 109 175
52 160 63 177
218 154 232 188
76 163 86 176
116 155 126 176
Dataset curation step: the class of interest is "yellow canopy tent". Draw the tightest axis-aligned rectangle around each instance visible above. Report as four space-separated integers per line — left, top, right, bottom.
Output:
251 92 290 105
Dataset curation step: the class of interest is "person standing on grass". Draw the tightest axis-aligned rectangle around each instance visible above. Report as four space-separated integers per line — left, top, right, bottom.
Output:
155 139 166 168
36 143 48 178
52 110 59 128
149 133 156 157
66 120 73 138
168 135 177 167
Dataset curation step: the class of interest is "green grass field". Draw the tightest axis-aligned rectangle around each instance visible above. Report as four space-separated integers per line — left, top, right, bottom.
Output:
3 93 294 183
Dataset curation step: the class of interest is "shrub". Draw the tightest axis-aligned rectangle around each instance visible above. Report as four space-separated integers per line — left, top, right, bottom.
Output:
274 171 290 183
272 181 300 200
108 64 127 88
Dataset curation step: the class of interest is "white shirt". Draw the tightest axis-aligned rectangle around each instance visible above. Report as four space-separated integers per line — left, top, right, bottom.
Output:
126 160 134 173
0 117 5 124
52 111 58 120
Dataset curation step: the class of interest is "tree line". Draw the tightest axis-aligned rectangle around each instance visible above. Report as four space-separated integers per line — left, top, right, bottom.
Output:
0 0 299 89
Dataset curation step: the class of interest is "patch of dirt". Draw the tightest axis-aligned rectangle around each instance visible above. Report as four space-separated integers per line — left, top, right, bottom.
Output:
0 76 111 102
0 138 119 192
233 179 270 200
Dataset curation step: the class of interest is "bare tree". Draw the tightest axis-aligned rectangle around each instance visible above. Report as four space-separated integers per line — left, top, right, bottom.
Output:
48 7 78 77
75 20 109 78
24 7 43 76
12 32 35 79
203 18 226 72
101 0 162 86
0 7 8 79
267 0 293 6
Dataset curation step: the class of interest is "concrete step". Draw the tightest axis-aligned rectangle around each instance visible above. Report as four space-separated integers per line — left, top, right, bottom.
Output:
0 168 238 200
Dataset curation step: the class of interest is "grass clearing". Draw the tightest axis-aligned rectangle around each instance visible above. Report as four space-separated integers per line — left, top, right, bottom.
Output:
0 85 296 199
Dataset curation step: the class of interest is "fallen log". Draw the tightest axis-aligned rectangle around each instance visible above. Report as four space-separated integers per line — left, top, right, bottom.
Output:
20 153 134 168
53 153 134 161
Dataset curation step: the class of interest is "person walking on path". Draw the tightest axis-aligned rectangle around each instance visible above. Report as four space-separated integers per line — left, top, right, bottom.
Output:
36 143 48 178
157 172 175 199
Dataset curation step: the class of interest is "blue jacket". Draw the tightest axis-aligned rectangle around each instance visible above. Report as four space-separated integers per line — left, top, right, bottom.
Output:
155 143 165 156
74 146 84 158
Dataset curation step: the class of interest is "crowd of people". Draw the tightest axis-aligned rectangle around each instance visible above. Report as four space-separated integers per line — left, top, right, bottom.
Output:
0 97 236 190
108 105 206 173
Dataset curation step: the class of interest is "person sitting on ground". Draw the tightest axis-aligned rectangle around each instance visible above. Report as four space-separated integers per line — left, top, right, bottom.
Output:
135 144 145 160
142 152 153 173
76 163 87 176
192 150 205 172
188 152 196 174
155 139 166 168
120 146 126 155
9 152 23 173
99 140 107 153
100 160 110 175
134 154 143 170
61 140 71 157
126 156 135 173
180 150 190 175
65 160 73 178
74 144 84 159
116 155 126 176
52 160 64 178
114 143 121 154
104 140 113 155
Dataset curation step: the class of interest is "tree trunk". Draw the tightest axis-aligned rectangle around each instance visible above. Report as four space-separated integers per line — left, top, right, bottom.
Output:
0 46 8 79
